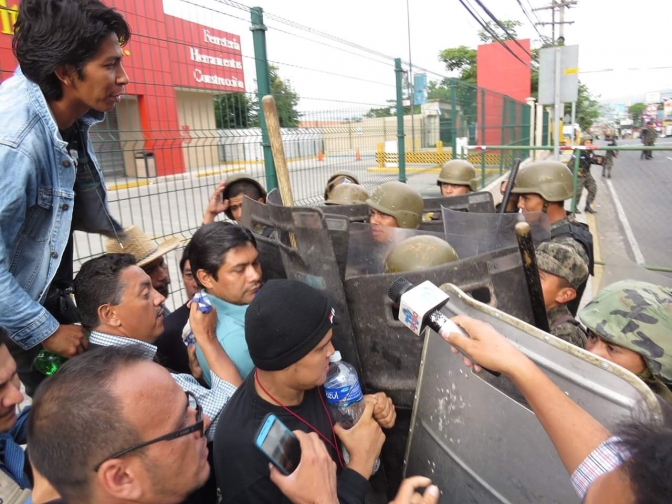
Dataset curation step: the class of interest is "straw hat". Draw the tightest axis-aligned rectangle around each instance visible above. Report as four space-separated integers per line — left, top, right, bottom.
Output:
105 226 180 267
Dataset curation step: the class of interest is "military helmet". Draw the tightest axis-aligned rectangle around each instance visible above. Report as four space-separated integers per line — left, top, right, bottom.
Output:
366 181 424 229
582 134 593 142
436 160 478 192
384 235 459 274
222 173 267 219
510 161 574 202
535 241 589 289
579 280 672 383
324 184 370 206
324 170 360 200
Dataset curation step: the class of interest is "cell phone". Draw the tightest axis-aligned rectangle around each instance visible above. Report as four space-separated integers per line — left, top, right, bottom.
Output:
254 413 301 476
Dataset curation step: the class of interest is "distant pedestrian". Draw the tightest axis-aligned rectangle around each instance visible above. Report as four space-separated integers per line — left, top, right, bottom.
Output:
602 136 618 179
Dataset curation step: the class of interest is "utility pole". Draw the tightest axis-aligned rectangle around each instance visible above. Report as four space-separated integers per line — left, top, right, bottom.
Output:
534 0 577 159
406 0 416 152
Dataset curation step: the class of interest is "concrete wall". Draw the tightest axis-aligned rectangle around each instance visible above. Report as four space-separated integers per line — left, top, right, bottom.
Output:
175 90 220 171
116 97 144 177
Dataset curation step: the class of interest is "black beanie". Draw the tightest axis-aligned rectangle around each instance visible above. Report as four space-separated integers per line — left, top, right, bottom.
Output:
245 279 335 371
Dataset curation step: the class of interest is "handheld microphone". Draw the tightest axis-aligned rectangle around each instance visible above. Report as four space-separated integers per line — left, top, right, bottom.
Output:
388 278 500 377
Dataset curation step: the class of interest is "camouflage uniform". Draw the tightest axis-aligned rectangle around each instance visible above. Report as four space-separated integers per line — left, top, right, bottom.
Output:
571 151 598 211
579 280 672 404
602 138 618 178
536 242 589 348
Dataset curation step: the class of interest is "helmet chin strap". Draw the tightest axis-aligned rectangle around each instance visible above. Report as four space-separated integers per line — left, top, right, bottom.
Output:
542 200 549 214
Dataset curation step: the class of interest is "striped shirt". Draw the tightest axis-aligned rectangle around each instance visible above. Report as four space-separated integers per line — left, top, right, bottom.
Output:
89 331 237 441
570 436 627 499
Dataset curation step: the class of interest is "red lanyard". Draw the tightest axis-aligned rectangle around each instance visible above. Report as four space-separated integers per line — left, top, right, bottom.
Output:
255 370 345 469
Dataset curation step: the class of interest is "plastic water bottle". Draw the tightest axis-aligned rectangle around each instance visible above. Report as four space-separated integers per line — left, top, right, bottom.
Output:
324 351 379 473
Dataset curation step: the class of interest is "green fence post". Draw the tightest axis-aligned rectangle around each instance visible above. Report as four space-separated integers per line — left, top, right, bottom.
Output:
450 79 457 159
394 58 406 182
480 89 486 146
250 7 277 191
571 148 580 212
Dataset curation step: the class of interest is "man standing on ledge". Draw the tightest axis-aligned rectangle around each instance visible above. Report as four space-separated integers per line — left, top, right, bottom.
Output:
0 0 130 395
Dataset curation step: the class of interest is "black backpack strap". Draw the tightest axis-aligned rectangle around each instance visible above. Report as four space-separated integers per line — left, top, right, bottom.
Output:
551 222 595 275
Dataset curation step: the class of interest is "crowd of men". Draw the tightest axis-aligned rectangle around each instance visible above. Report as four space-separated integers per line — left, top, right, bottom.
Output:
0 1 670 503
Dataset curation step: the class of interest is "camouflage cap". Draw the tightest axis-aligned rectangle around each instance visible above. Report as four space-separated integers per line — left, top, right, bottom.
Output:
579 280 672 382
384 235 459 274
536 241 589 289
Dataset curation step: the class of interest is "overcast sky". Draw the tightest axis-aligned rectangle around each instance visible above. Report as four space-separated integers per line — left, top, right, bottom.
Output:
173 0 672 112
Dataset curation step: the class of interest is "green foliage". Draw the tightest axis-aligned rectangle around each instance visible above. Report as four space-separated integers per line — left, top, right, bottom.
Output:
214 65 299 129
428 80 452 101
477 20 522 43
213 93 251 129
438 46 477 85
628 102 647 127
364 106 394 118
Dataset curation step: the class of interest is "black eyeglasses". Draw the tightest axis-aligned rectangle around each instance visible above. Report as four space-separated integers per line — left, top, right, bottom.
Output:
93 391 204 472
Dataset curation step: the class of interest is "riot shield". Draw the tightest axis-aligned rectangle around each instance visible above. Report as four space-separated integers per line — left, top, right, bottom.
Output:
344 223 453 279
441 207 551 259
420 191 495 233
599 252 672 290
344 244 537 408
239 196 286 282
405 283 662 504
317 203 370 223
260 203 363 378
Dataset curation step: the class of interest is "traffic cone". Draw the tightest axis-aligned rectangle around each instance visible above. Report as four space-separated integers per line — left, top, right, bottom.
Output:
317 150 324 162
355 148 361 161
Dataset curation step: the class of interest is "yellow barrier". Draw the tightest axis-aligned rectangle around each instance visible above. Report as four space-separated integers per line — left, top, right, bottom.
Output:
375 151 504 166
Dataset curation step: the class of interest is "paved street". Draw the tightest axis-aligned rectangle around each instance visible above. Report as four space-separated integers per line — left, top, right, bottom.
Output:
585 139 672 287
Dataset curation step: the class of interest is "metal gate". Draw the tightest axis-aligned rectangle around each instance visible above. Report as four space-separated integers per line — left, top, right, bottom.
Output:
90 107 125 179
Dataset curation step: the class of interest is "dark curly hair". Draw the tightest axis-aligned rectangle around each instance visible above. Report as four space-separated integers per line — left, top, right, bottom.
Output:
12 0 131 101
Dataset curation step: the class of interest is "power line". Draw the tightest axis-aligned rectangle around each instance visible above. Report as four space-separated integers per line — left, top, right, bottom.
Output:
514 0 544 40
457 0 532 68
471 0 533 58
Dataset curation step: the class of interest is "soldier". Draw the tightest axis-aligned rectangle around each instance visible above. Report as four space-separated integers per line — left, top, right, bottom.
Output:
602 136 618 179
569 134 599 214
511 161 594 315
323 170 360 201
366 181 424 243
384 235 459 274
324 183 369 205
579 280 672 404
641 121 657 159
203 173 267 225
436 160 478 197
535 242 589 348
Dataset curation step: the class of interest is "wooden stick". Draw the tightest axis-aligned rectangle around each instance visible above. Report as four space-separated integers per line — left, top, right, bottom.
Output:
262 95 295 207
262 95 296 247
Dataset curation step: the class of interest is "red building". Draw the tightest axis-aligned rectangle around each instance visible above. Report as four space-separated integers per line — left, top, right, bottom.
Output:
0 0 246 177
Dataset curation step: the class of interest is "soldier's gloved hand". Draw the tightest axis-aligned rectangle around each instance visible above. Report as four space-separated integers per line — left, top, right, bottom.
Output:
367 392 396 429
335 396 385 480
390 476 440 504
441 315 528 376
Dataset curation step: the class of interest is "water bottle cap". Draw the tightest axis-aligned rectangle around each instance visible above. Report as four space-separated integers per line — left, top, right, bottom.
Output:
329 351 342 363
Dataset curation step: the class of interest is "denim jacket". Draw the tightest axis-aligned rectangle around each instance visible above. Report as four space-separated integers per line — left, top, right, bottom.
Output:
0 70 122 349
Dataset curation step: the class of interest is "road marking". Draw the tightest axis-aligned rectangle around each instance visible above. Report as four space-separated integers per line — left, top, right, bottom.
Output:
605 179 645 265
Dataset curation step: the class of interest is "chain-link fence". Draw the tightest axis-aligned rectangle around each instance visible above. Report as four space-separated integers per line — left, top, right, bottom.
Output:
0 0 532 309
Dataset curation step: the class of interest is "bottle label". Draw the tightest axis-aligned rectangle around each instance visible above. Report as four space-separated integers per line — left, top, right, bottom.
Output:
324 381 363 405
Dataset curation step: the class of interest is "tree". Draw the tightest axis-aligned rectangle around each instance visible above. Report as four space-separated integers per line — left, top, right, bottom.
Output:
213 93 252 129
438 46 477 85
265 64 300 128
628 102 647 127
477 20 522 43
364 106 394 118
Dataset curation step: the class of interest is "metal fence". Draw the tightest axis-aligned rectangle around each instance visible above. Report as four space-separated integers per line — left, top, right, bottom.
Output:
0 0 531 309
